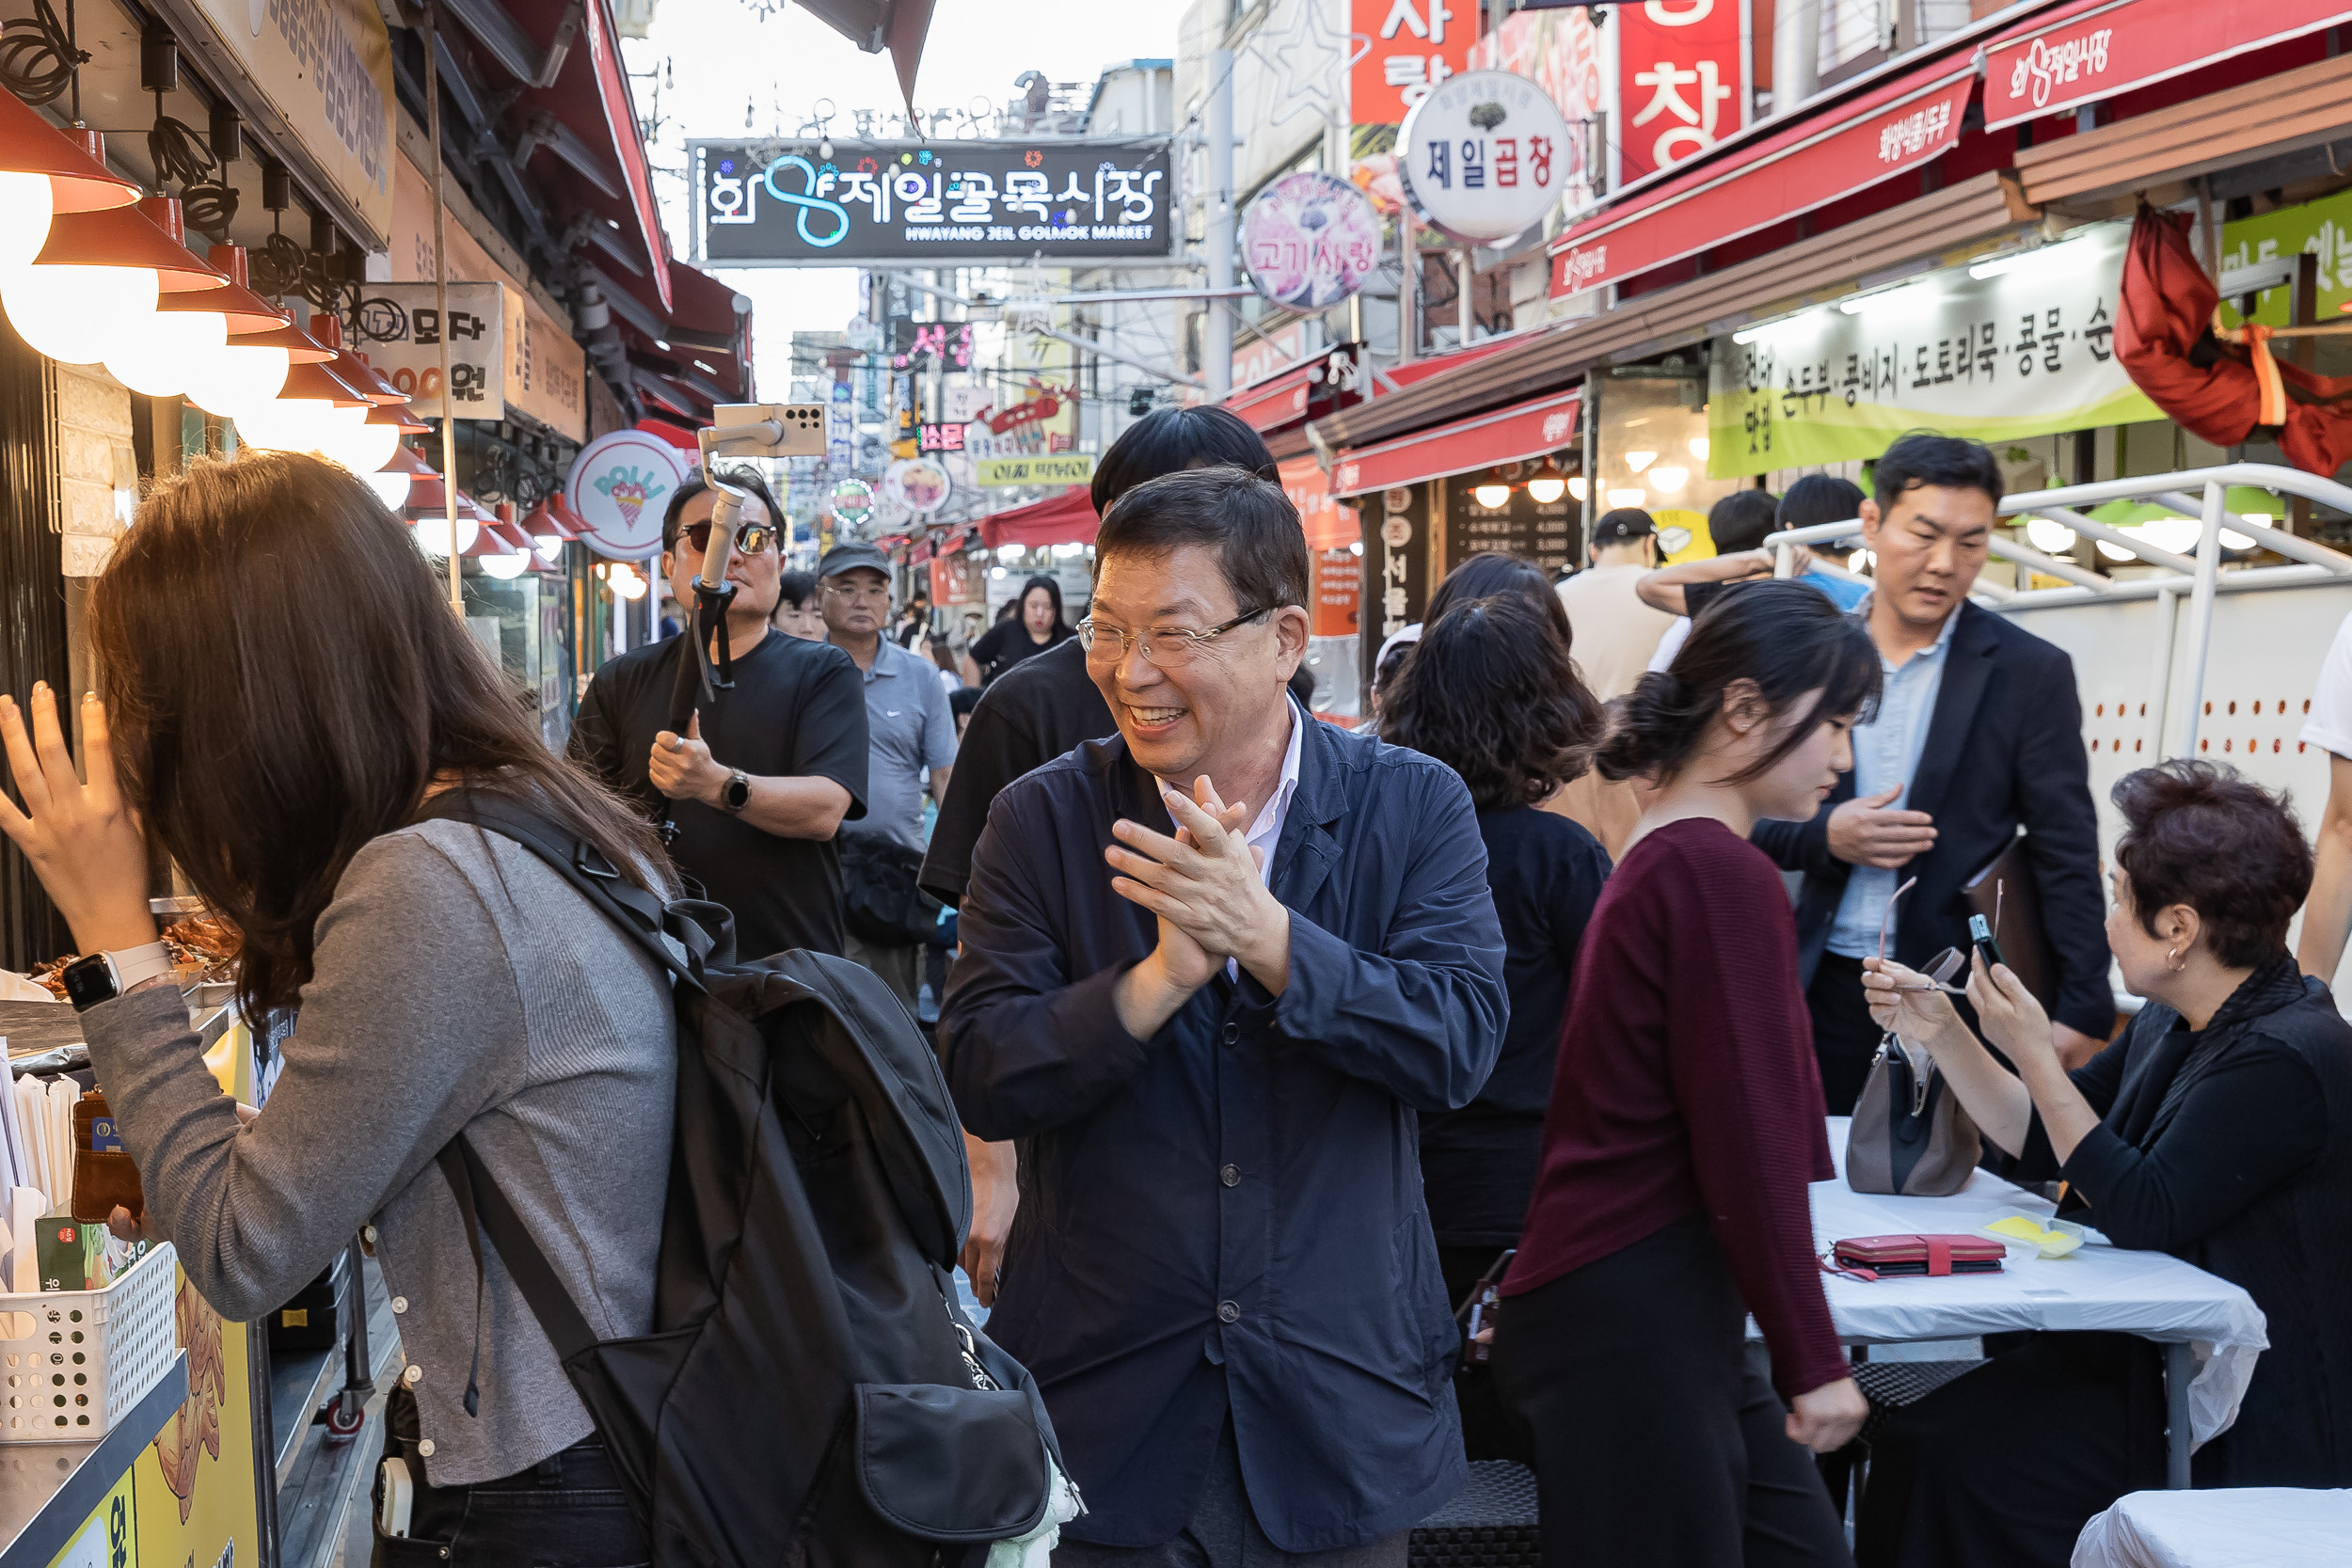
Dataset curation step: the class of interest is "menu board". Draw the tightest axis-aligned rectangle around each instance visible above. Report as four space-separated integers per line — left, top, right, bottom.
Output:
1443 481 1578 577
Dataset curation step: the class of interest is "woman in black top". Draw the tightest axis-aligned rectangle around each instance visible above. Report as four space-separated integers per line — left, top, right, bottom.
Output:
1861 760 2352 1566
962 575 1073 686
1377 578 1609 1459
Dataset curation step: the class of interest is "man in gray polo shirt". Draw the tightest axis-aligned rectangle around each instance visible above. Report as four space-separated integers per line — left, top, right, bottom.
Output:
819 542 957 1013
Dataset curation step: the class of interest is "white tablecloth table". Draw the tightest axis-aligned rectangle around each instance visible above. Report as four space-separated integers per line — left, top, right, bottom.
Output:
2073 1488 2352 1566
1766 1119 2270 1484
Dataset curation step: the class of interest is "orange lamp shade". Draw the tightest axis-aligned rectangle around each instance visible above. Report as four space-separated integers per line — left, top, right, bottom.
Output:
0 98 137 212
37 201 228 292
156 245 289 334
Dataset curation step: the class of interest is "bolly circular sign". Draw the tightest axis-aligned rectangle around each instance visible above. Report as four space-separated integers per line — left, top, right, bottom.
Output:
1242 171 1383 312
1397 70 1573 247
566 429 692 562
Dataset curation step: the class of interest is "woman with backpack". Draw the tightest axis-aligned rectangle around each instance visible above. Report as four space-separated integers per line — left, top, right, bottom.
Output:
0 451 675 1567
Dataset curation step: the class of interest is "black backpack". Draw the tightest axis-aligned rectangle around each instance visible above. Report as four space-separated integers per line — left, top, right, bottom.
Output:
416 792 1071 1566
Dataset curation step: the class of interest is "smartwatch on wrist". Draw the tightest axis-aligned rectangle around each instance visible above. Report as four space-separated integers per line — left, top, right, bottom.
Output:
719 769 752 814
59 941 175 1012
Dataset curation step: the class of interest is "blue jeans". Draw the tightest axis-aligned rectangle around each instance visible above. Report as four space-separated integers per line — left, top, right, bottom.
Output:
371 1386 650 1568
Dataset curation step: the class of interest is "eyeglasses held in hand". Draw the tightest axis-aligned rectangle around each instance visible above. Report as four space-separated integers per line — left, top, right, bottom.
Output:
1078 607 1271 669
680 520 776 557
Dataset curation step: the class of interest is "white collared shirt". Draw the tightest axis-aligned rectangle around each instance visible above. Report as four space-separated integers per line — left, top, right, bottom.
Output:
1826 599 1963 958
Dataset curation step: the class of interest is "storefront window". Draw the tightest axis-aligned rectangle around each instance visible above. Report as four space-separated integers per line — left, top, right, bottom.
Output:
1594 372 1738 562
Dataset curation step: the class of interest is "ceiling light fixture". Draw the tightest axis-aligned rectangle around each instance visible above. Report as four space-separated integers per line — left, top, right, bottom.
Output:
1472 480 1512 509
1623 450 1657 473
1525 461 1568 505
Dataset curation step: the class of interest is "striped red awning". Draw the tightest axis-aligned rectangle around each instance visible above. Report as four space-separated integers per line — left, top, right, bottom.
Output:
1331 389 1581 498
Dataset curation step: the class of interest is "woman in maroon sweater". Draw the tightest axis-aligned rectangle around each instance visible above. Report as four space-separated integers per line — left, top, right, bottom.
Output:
1496 579 1878 1567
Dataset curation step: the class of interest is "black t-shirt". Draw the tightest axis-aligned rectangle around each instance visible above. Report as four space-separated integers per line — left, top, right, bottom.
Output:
571 629 869 958
920 637 1111 905
969 620 1072 684
1419 802 1612 1247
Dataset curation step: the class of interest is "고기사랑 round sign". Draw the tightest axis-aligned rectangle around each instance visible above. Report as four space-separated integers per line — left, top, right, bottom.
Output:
1242 172 1383 312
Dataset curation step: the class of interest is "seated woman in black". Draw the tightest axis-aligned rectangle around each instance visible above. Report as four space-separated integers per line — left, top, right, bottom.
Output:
1859 759 2352 1567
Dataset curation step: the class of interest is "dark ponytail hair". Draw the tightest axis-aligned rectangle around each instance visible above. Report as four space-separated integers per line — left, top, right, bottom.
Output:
1596 578 1882 785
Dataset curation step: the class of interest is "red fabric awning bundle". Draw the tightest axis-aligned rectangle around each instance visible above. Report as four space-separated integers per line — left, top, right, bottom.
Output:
2118 206 2352 475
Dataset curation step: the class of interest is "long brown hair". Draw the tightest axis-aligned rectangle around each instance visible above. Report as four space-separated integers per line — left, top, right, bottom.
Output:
89 451 668 1019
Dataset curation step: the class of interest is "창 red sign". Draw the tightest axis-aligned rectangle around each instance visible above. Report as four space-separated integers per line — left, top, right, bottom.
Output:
1549 60 1976 298
1614 0 1748 184
1981 0 2352 130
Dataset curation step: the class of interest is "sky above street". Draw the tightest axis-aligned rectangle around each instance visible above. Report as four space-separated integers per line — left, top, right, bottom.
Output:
624 0 1194 391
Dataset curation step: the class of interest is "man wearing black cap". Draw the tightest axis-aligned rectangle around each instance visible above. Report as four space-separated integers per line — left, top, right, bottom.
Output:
820 540 957 1014
1554 507 1677 701
571 471 870 959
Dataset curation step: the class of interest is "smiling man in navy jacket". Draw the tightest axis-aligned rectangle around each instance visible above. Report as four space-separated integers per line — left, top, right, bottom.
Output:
940 467 1507 1564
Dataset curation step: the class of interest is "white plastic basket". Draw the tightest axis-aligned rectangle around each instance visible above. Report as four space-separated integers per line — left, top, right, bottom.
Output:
0 1241 179 1441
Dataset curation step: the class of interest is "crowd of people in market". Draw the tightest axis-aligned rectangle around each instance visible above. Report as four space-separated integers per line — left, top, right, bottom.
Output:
0 415 2347 1568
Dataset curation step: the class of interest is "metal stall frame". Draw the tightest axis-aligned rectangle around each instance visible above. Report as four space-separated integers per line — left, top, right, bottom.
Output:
1764 463 2352 760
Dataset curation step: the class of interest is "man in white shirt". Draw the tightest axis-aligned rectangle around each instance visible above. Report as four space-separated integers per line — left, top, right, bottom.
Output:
2296 610 2352 979
1555 509 1677 700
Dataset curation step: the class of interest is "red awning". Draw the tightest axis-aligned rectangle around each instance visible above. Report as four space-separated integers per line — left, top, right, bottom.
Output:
1547 52 1980 298
1981 0 2352 130
1331 389 1581 498
977 488 1098 548
1229 360 1328 432
1225 345 1366 433
1278 455 1362 550
1385 337 1519 388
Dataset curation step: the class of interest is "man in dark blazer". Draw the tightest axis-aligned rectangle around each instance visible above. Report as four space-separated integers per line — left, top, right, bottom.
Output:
940 467 1507 1563
1754 434 2112 1113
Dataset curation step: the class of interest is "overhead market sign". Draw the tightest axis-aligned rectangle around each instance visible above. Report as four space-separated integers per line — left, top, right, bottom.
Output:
689 139 1176 264
1981 0 2352 131
1705 222 2163 475
977 454 1097 487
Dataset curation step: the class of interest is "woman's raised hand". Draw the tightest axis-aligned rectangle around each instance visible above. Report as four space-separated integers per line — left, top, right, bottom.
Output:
1965 950 2056 1070
0 686 157 955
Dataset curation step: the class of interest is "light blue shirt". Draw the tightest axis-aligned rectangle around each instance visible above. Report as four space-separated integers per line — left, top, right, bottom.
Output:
1825 601 1962 958
838 636 959 853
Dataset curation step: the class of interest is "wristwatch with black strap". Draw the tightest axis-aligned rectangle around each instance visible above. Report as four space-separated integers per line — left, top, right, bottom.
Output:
59 941 175 1012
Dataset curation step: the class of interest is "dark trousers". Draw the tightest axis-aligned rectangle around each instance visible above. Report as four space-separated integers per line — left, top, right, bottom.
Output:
1051 1417 1407 1567
1807 956 1883 1117
1855 1332 2162 1568
1493 1217 1851 1568
372 1386 650 1568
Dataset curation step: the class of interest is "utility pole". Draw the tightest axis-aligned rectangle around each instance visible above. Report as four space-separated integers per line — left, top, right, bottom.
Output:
1205 47 1235 401
1397 210 1418 366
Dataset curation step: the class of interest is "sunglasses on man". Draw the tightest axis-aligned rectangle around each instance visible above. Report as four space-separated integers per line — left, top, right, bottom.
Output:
677 520 777 556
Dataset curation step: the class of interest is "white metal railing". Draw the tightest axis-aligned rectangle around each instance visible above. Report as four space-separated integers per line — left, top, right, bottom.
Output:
1760 464 2352 755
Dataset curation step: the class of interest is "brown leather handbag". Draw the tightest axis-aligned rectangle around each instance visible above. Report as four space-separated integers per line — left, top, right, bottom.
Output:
1846 1041 1981 1197
71 1090 144 1224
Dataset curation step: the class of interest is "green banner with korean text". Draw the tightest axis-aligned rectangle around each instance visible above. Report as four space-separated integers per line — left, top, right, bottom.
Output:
1707 221 2162 477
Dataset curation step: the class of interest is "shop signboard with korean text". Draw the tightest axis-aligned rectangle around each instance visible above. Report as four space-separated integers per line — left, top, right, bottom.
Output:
1399 69 1574 245
352 282 506 419
1706 223 2163 475
977 453 1097 487
1368 483 1434 657
1614 0 1748 185
2216 183 2352 326
172 0 397 243
691 140 1174 263
1981 0 2352 131
1549 55 1973 299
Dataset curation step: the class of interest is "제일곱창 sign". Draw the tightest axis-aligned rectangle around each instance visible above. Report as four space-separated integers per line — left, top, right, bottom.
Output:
690 139 1176 264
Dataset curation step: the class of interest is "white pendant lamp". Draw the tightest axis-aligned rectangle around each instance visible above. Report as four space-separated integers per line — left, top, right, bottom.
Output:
9 198 227 367
0 171 53 272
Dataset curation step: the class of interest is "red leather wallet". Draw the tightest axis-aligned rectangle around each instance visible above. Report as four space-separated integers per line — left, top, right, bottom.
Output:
1827 1234 2006 1281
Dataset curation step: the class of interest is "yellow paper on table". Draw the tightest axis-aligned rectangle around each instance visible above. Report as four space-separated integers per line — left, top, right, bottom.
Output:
1985 1215 2083 1259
